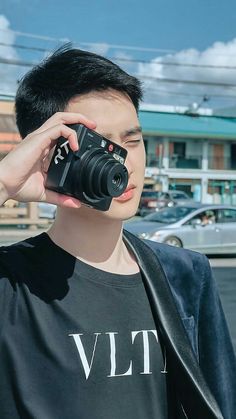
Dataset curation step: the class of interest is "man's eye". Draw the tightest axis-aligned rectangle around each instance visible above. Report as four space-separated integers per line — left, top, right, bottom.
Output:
125 139 142 145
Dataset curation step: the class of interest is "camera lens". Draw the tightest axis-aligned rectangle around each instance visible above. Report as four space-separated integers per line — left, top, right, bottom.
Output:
112 174 122 188
72 148 128 199
102 162 128 197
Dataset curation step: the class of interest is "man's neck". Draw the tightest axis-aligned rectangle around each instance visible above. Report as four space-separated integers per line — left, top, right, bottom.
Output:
47 207 139 275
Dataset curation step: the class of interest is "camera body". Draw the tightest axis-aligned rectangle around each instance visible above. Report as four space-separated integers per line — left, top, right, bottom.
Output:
46 124 128 211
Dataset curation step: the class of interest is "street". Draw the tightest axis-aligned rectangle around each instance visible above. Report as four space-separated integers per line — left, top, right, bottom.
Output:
211 264 236 353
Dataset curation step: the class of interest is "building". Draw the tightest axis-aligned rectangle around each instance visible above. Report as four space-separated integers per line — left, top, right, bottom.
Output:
1 99 236 205
140 107 236 205
0 99 20 159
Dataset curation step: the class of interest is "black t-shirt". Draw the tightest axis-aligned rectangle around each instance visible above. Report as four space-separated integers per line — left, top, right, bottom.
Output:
0 233 168 419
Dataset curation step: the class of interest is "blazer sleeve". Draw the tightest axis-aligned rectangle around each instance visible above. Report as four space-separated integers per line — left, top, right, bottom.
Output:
198 255 236 419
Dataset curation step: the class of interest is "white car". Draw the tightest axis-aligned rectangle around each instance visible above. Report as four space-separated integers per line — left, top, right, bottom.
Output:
125 204 236 255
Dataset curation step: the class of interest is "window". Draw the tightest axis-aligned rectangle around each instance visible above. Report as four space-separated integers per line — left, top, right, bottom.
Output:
169 139 201 169
185 210 216 226
170 192 188 200
218 209 236 223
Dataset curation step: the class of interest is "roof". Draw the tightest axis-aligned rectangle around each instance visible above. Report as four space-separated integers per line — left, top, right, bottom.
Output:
139 110 236 139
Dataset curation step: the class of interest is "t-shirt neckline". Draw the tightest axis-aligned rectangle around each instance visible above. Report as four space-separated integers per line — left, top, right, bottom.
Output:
40 232 142 287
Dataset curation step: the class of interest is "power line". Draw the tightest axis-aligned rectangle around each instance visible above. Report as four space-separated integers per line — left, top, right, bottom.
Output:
0 42 50 54
1 28 236 58
0 28 176 53
137 74 236 89
144 87 236 99
113 56 236 70
0 42 236 70
2 56 236 89
2 55 236 89
0 28 69 43
0 57 35 67
1 40 236 70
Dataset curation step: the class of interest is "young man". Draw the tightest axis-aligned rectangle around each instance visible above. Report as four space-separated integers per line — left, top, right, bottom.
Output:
0 46 235 419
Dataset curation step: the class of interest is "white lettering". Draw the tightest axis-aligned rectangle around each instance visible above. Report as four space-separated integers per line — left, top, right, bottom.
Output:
69 333 101 380
54 140 70 164
106 332 133 377
132 330 158 374
60 140 70 154
69 329 160 380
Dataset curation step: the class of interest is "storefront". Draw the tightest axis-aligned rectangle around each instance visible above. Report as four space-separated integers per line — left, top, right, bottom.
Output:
139 109 236 203
207 180 236 205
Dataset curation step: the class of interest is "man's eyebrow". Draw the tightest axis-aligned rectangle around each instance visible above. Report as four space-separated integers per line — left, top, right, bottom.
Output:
100 126 142 141
121 126 142 138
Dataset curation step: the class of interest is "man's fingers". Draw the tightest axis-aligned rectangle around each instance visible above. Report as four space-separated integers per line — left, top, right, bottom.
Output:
42 189 82 209
30 124 80 154
36 112 96 133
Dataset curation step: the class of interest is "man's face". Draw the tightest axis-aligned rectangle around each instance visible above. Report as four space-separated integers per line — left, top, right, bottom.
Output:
65 89 146 221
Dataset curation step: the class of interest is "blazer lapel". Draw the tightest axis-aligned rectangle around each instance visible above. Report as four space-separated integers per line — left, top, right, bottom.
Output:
123 230 223 419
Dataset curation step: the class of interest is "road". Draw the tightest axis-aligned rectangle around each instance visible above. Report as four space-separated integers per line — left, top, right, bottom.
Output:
211 264 236 353
0 230 235 353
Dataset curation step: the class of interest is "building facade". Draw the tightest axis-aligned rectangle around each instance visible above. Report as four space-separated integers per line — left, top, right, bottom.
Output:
139 109 236 205
0 99 20 158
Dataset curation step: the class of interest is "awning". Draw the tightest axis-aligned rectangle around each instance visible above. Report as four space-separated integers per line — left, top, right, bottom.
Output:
139 111 236 139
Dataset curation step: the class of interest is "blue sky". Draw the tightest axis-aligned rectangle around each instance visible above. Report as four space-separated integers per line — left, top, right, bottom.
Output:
1 0 236 110
1 0 236 52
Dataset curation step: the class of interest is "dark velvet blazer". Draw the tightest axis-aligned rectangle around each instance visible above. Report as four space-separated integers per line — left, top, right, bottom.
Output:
124 230 236 419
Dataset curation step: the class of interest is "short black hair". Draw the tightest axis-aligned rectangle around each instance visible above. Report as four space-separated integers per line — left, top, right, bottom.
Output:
15 44 143 138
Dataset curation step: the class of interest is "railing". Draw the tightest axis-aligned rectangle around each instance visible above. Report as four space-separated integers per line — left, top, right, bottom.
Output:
208 157 236 170
0 202 50 229
146 154 202 169
146 155 161 167
169 155 201 169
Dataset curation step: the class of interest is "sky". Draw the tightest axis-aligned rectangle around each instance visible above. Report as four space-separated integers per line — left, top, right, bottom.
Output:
1 0 236 112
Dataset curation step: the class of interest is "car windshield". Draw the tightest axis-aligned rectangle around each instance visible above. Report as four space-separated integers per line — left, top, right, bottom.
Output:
143 206 197 223
170 192 188 199
141 191 160 198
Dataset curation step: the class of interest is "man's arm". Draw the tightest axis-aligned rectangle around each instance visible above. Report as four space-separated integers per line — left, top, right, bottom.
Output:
198 255 236 419
0 112 96 207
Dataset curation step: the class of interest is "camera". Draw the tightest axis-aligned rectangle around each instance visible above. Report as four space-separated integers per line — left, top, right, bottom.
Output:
46 124 129 211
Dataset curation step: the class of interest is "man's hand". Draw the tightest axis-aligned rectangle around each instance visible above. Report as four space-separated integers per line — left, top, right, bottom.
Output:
0 112 96 208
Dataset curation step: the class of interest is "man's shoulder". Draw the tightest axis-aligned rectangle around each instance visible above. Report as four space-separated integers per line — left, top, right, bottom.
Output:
142 239 209 292
0 233 48 273
144 239 206 267
124 230 208 285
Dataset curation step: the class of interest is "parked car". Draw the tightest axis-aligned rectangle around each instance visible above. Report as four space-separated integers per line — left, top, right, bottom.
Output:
155 190 192 208
137 190 160 216
138 189 192 216
125 204 236 255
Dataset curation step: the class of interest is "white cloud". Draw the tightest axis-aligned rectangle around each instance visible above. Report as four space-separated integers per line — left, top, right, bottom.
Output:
138 39 236 109
86 42 110 56
0 15 21 95
112 50 137 73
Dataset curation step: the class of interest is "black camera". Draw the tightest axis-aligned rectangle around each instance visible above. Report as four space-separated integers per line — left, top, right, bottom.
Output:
46 124 128 211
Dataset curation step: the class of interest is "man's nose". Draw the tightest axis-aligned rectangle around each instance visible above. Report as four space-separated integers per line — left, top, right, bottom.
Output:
125 157 134 178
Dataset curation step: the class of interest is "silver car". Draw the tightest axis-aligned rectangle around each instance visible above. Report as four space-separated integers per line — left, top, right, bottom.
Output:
125 204 236 255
